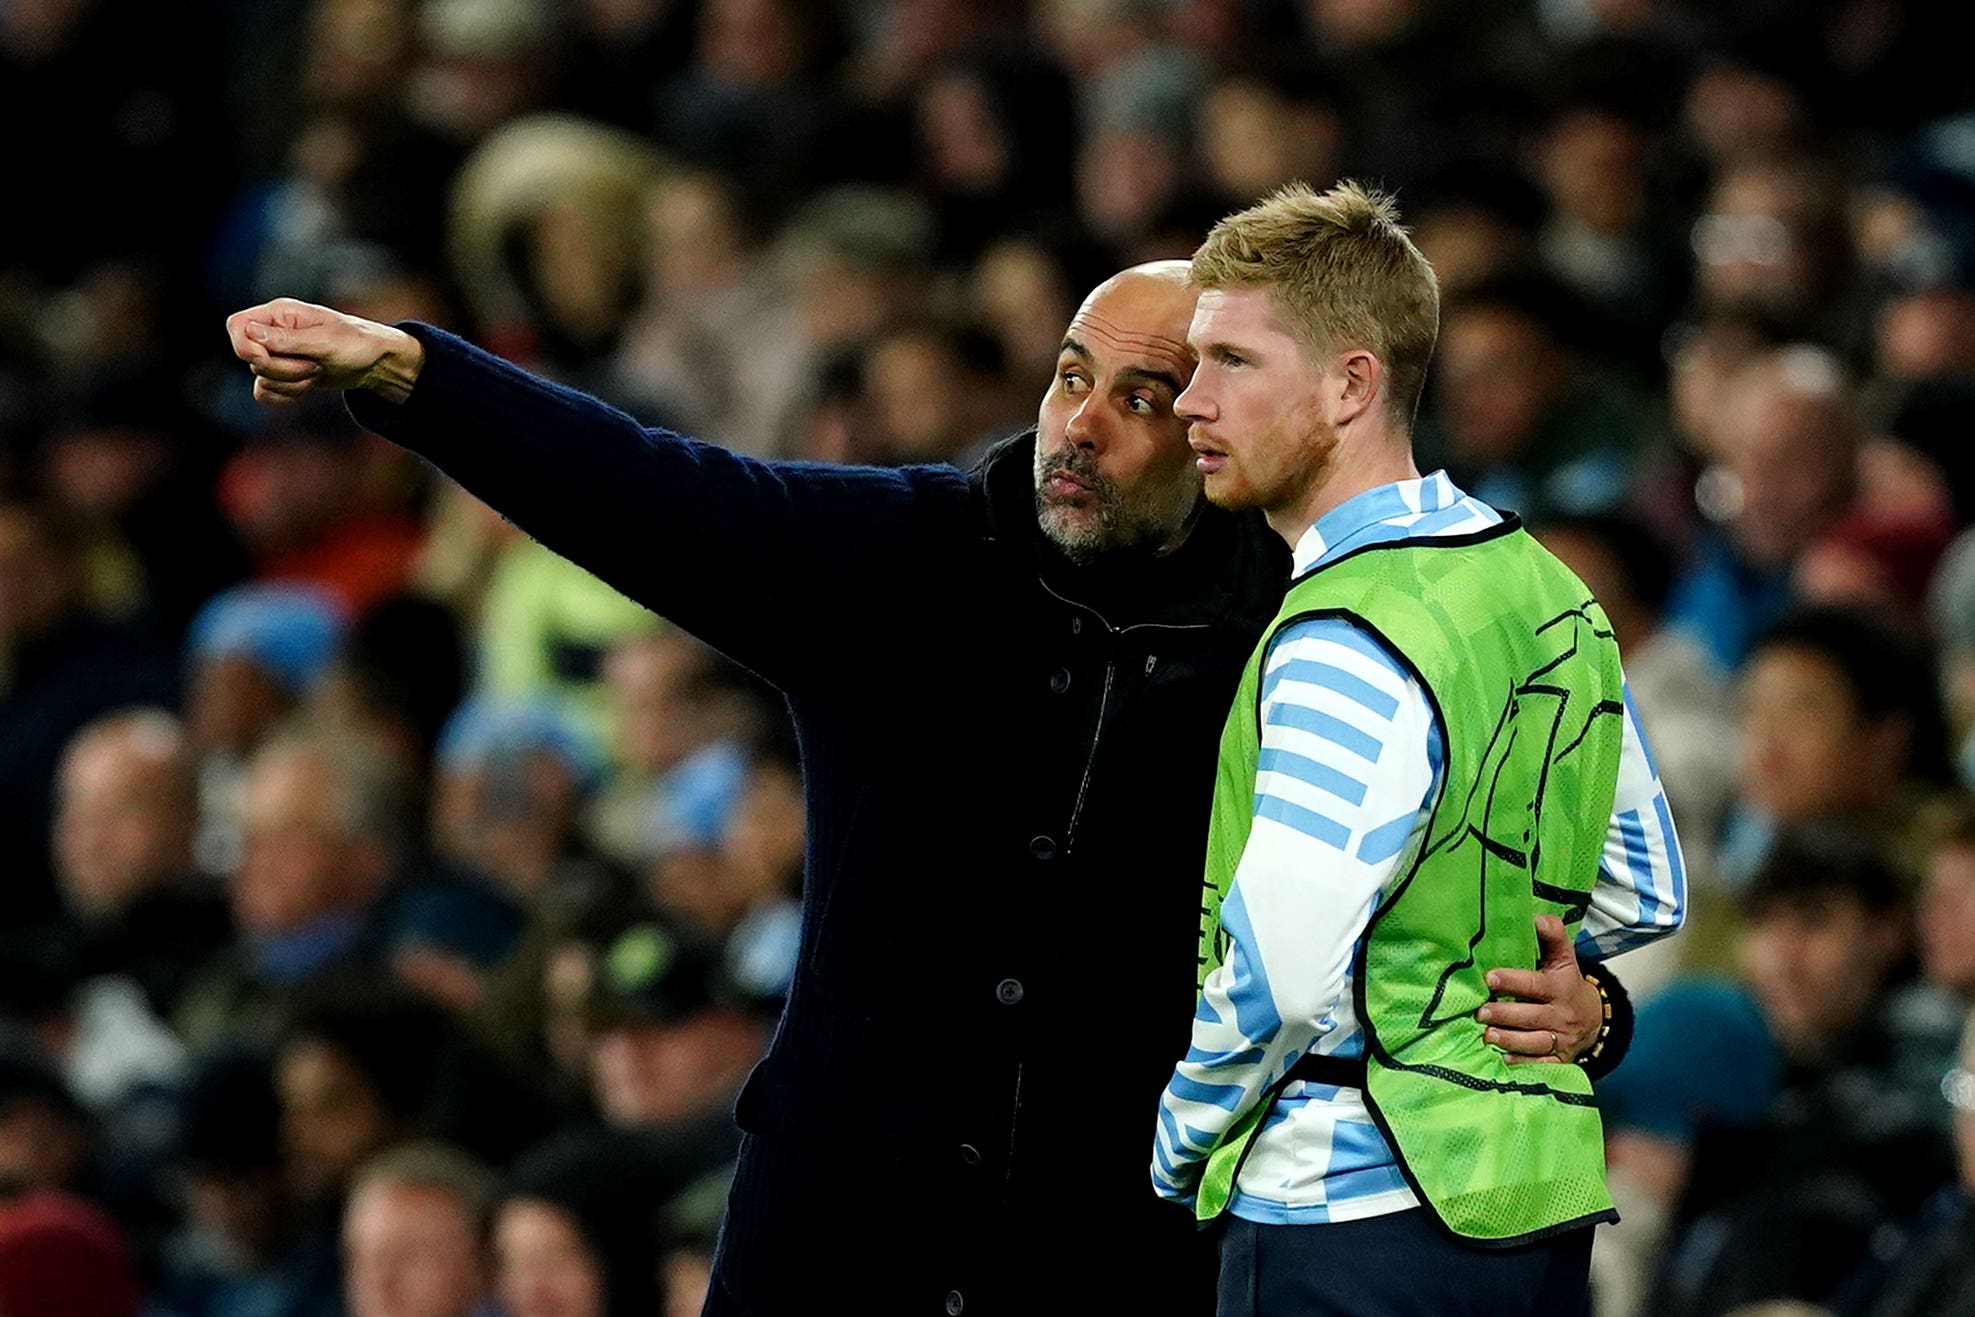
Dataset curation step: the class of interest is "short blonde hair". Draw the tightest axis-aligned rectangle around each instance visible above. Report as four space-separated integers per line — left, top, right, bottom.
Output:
1190 180 1440 428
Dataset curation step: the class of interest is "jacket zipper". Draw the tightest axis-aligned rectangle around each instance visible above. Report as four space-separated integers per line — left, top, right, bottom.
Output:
1065 658 1115 851
1037 578 1214 852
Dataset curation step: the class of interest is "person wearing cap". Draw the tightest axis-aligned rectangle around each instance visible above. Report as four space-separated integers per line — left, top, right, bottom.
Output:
430 694 611 904
227 263 1629 1314
182 580 346 875
585 920 768 1149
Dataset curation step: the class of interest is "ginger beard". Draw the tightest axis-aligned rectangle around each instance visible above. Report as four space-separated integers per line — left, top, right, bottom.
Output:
1193 398 1340 518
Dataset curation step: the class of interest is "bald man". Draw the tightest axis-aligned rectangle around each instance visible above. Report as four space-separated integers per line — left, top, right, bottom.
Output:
227 268 1608 1316
53 709 231 1017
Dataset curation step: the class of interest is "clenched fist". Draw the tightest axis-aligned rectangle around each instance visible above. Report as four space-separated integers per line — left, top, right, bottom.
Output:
225 297 426 405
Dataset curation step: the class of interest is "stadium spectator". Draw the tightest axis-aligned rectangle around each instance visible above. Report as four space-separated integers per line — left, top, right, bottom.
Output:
6 1 1975 1309
1645 829 1957 1317
1725 605 1952 882
1665 347 1863 673
0 498 178 927
52 709 231 1021
1424 271 1662 521
174 730 403 1053
341 1141 499 1317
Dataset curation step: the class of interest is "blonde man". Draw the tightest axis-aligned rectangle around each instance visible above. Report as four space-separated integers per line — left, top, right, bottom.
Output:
1154 182 1686 1315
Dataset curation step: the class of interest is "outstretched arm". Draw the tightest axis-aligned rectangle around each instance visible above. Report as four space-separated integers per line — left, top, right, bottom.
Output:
226 300 974 692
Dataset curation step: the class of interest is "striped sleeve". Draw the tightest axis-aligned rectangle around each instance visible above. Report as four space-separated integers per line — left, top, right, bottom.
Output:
1578 682 1688 959
1153 618 1438 1200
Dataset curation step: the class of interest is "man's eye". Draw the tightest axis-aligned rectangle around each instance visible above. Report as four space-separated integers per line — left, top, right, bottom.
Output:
1126 395 1156 416
1060 370 1087 392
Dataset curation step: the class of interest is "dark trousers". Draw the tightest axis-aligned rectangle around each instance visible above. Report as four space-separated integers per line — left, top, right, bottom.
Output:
1216 1209 1593 1317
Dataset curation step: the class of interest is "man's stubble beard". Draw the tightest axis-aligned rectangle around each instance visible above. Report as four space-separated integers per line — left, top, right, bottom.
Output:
1034 445 1198 566
1202 412 1339 519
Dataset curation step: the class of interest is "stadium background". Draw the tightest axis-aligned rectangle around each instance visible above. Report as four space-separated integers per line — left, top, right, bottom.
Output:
3 0 1975 1313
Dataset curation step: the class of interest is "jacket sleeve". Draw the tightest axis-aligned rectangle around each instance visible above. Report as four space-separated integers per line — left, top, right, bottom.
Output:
345 323 976 692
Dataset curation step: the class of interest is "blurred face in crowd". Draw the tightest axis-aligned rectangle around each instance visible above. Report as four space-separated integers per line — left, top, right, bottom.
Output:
649 847 737 937
647 173 747 301
1539 109 1647 236
1434 304 1569 465
1301 0 1425 49
1716 355 1856 569
496 1200 605 1317
0 503 81 654
219 438 368 558
1684 63 1806 167
590 1011 765 1126
1199 79 1341 204
533 198 642 350
235 747 387 936
1923 842 1975 998
184 1168 291 1270
0 1096 91 1198
866 328 978 463
972 239 1074 383
1738 644 1907 824
722 762 804 909
1740 890 1906 1061
1693 162 1826 326
646 759 799 939
432 749 582 898
1177 287 1341 522
344 1178 489 1317
1034 264 1204 563
697 0 806 87
1667 320 1768 461
1877 288 1975 381
1075 129 1181 245
42 422 169 523
304 0 411 105
55 715 196 919
603 632 728 778
1410 204 1524 300
188 653 294 761
916 70 1011 195
278 1039 398 1202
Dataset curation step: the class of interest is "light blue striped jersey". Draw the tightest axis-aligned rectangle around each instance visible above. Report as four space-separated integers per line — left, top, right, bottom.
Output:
1152 470 1687 1224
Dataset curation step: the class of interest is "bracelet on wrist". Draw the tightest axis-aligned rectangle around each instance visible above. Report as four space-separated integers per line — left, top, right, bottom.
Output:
1574 971 1614 1067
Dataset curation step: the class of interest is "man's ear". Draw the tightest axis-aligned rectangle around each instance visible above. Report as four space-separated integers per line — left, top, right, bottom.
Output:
1333 349 1383 427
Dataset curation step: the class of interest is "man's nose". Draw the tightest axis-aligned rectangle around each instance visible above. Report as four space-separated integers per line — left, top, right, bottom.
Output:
1175 378 1211 423
1064 397 1100 448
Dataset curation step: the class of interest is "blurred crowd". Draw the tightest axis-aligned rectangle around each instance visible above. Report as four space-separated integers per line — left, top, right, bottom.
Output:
3 0 1975 1314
